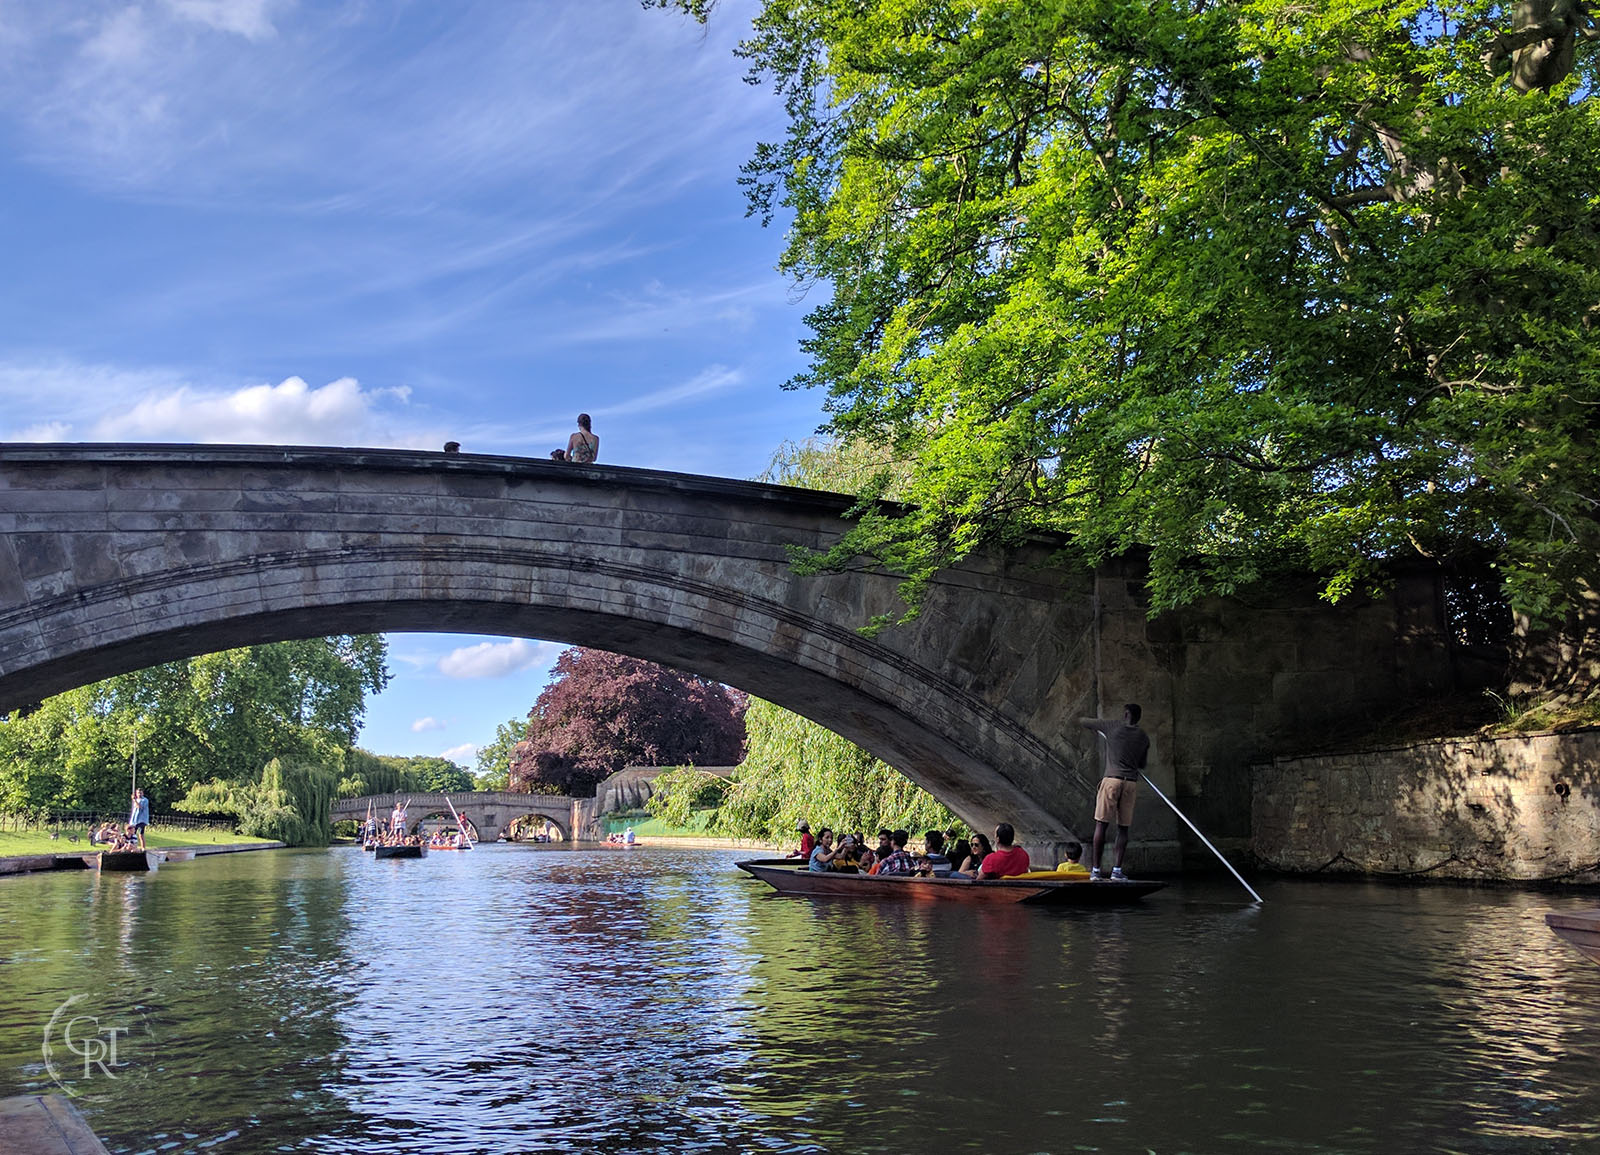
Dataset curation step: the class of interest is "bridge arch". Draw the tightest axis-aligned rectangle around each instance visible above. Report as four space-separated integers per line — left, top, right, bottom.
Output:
0 445 1466 868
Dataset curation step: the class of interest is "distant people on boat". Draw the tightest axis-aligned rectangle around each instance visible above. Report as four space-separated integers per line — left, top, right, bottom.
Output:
623 827 636 846
873 829 894 863
128 789 150 850
566 414 599 464
979 824 1031 878
390 800 408 838
922 830 954 876
789 821 815 859
874 830 917 875
1082 703 1149 881
958 833 994 877
807 828 839 872
90 821 119 846
830 835 864 872
946 833 972 875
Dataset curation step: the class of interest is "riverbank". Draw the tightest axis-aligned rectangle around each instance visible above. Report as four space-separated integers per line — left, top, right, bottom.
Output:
0 837 286 877
0 827 278 858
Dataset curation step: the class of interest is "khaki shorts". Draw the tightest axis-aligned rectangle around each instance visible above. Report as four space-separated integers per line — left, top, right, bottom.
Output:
1095 777 1138 826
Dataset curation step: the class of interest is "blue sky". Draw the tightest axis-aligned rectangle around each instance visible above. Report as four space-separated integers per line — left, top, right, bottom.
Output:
0 0 829 766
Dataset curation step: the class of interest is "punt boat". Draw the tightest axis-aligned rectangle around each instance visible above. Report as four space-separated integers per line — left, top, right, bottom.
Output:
159 848 196 862
1546 909 1600 966
736 861 1164 905
94 850 161 872
373 844 427 860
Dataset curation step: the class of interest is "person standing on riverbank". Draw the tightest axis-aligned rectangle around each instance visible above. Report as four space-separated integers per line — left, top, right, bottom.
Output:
128 788 150 850
1082 704 1150 880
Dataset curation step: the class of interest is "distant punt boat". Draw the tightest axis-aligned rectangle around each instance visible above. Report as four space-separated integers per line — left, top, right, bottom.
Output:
160 848 196 862
373 844 426 860
735 861 1164 905
1546 909 1600 966
95 850 160 872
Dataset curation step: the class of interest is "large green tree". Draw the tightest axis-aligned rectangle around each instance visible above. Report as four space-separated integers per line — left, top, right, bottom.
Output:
0 636 389 815
669 0 1600 657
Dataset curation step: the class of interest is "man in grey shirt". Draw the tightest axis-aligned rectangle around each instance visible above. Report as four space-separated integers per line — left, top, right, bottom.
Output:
1081 703 1149 880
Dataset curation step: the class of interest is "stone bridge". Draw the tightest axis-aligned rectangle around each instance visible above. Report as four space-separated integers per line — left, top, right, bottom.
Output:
0 444 1480 869
331 791 579 842
331 765 734 843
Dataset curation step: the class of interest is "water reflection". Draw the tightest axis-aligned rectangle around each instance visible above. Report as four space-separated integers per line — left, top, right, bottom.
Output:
1 849 1599 1154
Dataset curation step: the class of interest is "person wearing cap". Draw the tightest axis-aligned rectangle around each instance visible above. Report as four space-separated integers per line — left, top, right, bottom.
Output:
789 821 816 860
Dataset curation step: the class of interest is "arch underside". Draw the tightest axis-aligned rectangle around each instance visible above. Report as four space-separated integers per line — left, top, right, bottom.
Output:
3 547 1092 843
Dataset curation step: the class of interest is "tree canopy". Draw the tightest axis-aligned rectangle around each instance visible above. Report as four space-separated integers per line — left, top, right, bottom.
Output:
0 636 390 815
670 0 1600 636
509 648 748 796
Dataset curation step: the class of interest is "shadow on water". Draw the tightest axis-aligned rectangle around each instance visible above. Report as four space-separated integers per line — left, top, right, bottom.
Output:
1 847 1598 1154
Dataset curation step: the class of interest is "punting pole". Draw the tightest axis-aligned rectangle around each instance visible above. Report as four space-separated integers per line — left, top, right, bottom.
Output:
1141 775 1263 903
443 795 474 847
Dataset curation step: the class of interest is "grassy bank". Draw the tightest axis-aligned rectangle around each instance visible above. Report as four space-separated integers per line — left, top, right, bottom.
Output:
598 810 714 839
0 826 277 858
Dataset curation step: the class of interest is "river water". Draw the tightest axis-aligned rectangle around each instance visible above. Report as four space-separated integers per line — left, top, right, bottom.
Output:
1 845 1598 1155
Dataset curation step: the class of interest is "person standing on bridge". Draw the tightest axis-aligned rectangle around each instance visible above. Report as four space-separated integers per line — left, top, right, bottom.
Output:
566 414 599 464
1082 703 1150 881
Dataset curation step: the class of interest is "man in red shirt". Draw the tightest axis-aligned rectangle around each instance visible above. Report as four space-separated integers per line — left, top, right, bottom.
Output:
979 823 1031 878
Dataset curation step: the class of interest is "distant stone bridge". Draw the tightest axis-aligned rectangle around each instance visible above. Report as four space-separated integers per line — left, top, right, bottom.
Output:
0 444 1480 869
331 791 579 842
332 765 735 843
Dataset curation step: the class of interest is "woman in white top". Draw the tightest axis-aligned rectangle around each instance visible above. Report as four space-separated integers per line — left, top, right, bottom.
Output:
566 414 599 464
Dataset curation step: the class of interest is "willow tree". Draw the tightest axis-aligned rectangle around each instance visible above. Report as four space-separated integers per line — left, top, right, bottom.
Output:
666 0 1600 685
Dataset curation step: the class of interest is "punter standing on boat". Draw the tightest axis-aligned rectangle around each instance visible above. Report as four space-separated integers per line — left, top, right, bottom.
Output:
1082 704 1150 881
128 788 151 850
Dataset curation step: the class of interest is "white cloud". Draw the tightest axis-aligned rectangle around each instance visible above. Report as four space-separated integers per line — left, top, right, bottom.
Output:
439 743 478 764
438 637 556 680
411 716 445 733
162 0 284 41
597 365 745 419
94 374 432 447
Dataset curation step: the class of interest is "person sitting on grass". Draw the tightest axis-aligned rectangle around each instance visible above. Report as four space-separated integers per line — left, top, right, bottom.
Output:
979 824 1031 878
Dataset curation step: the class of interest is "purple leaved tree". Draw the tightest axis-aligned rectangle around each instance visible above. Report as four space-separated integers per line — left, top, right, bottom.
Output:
508 648 747 797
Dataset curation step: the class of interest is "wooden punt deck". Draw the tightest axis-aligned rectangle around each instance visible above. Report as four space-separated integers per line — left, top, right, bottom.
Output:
0 1093 111 1155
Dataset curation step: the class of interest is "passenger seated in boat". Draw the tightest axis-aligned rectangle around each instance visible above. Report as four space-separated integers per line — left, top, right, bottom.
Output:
873 829 894 863
979 824 1031 878
808 828 840 872
875 830 918 875
830 834 864 872
1058 840 1089 874
922 830 954 876
957 833 993 877
946 834 972 874
788 821 815 859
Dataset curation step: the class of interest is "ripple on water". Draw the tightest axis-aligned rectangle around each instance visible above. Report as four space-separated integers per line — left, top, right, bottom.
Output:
2 850 1599 1154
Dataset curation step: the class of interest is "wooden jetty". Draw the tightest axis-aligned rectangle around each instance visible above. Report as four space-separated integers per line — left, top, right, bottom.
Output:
0 1093 111 1155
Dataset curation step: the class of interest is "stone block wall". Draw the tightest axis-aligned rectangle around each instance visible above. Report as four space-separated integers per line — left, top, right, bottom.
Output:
1251 730 1600 882
1091 558 1480 870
